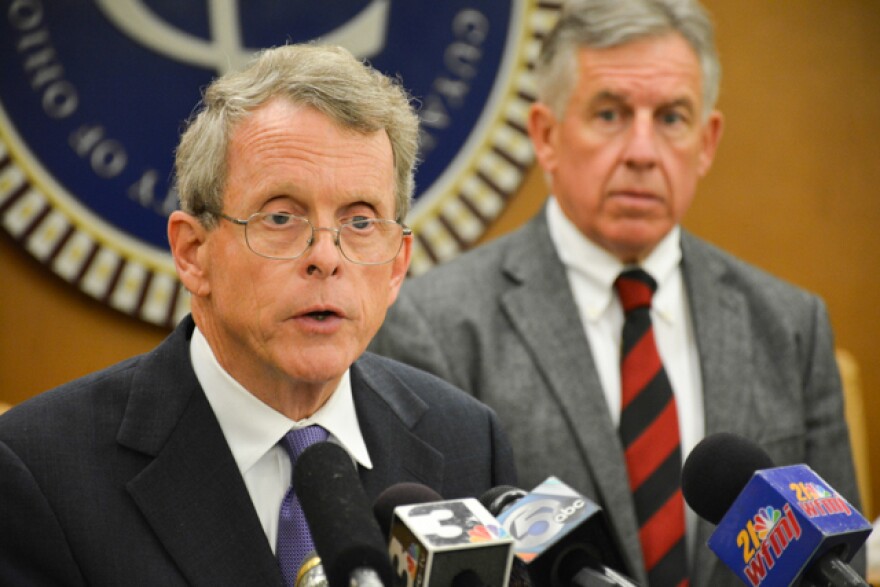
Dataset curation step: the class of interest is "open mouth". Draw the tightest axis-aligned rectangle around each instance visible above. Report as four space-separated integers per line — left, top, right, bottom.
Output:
306 310 337 321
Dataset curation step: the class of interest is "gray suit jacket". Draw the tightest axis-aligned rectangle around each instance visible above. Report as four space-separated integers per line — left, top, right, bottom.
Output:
0 316 516 586
370 208 863 586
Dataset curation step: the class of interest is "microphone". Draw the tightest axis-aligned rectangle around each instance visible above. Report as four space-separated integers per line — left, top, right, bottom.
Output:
374 482 444 540
376 483 515 586
481 477 638 587
681 432 872 587
294 441 392 587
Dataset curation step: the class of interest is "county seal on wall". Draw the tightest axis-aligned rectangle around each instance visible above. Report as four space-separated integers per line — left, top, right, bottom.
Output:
0 0 561 327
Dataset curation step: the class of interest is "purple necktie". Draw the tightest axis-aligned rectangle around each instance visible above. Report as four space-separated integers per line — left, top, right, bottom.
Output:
277 425 329 586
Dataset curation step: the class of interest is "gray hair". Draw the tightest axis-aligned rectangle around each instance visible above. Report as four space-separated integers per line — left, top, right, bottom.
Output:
175 44 420 227
535 0 721 120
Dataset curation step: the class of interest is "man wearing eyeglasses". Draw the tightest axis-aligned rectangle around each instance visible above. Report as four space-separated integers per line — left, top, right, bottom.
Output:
0 44 516 586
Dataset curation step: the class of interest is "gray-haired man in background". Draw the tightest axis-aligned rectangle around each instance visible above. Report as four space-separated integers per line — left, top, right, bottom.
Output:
372 1 863 585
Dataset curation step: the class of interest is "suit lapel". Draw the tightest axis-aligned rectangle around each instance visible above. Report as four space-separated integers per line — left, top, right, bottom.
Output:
681 233 755 587
350 356 444 500
498 212 645 580
682 232 754 439
118 318 283 587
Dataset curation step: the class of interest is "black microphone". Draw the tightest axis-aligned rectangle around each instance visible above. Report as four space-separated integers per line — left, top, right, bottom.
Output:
477 486 533 586
373 482 514 586
481 485 528 518
294 441 392 587
481 477 638 587
374 482 444 540
681 432 871 587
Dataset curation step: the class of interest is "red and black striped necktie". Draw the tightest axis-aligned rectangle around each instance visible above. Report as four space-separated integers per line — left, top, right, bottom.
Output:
615 269 689 587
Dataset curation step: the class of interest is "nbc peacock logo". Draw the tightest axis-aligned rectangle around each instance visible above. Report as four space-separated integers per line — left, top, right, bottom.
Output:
738 503 803 587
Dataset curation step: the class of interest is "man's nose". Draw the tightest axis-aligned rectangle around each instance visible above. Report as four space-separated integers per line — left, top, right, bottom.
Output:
302 227 342 277
622 112 659 170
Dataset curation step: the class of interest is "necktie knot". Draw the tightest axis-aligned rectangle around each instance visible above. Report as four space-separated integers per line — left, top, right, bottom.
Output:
615 268 657 313
281 425 329 464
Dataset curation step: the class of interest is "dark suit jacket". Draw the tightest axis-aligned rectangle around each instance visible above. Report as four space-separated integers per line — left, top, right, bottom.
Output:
0 316 516 586
370 208 864 586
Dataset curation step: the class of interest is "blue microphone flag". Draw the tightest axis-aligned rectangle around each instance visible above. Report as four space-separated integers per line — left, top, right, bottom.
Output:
708 465 871 587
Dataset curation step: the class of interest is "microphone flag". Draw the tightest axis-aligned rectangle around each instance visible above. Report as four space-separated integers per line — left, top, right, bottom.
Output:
493 476 629 587
388 497 513 586
708 464 871 587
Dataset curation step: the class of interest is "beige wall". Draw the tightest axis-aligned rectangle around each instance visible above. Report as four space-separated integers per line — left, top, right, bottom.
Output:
2 0 878 515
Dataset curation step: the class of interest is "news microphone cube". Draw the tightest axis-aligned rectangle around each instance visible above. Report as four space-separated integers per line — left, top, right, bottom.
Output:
388 497 514 586
494 476 628 587
708 465 872 587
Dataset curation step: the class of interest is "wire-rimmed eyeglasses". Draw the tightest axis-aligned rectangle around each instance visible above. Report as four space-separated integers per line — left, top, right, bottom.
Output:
219 211 411 265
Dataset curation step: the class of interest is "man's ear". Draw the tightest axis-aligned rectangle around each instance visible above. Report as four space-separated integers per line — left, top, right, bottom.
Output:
698 110 725 177
386 232 412 307
168 211 211 297
527 101 561 174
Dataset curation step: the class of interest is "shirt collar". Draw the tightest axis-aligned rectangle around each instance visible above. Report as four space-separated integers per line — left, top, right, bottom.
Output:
546 196 682 323
190 327 372 476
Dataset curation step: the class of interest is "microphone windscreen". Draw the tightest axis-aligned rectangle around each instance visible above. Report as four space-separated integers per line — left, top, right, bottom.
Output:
681 432 775 524
294 441 392 586
479 485 528 516
373 482 443 539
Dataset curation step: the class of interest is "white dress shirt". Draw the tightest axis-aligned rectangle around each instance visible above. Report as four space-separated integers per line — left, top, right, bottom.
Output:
546 197 704 553
190 327 372 552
